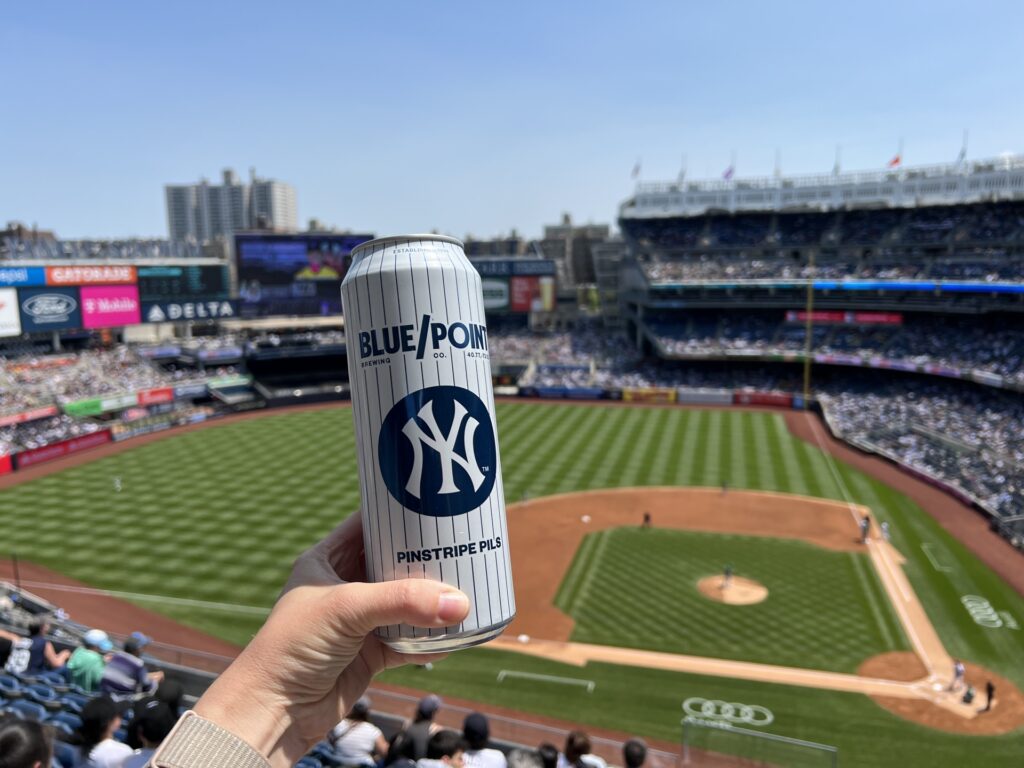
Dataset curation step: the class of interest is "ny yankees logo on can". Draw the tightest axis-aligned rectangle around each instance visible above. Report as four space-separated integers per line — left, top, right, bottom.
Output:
341 235 515 652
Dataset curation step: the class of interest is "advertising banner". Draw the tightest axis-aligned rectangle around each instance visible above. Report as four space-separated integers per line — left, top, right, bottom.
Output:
622 387 677 403
18 287 82 333
174 382 209 399
112 413 176 442
923 363 963 378
971 370 1004 388
142 299 237 323
46 265 136 286
734 391 794 407
0 288 22 337
0 453 11 476
481 278 510 311
137 387 174 405
207 374 252 388
0 266 46 287
509 276 555 312
63 398 104 418
509 276 537 312
676 388 732 405
14 429 112 469
470 259 557 277
100 393 137 412
0 406 60 428
785 310 903 325
80 285 141 328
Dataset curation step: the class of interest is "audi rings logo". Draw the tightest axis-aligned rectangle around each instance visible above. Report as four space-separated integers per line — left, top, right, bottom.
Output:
682 697 774 727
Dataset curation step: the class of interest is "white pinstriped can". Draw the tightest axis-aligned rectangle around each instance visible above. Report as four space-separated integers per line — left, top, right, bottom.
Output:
341 234 515 652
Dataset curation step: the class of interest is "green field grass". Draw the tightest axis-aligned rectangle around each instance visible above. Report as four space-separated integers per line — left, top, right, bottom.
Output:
555 528 907 672
2 403 1023 767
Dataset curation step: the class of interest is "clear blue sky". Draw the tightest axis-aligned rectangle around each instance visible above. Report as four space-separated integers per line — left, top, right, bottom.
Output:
4 1 1023 240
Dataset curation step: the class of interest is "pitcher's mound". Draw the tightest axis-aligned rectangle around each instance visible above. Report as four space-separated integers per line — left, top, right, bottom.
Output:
698 575 768 605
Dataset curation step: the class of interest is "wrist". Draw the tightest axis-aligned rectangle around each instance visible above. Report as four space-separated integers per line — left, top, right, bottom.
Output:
193 662 289 760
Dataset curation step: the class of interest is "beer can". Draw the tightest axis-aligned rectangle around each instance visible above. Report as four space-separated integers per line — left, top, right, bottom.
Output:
341 234 515 652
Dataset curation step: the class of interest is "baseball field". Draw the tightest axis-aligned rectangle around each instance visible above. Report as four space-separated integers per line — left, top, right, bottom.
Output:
1 402 1023 767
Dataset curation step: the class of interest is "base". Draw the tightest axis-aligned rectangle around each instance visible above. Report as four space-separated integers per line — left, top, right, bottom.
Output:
381 619 512 654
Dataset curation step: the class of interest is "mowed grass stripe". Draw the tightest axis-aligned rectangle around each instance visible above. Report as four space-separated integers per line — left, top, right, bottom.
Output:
848 551 898 649
770 413 812 495
748 410 781 491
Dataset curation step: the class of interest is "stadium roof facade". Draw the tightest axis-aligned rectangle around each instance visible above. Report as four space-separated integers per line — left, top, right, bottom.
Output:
620 156 1024 220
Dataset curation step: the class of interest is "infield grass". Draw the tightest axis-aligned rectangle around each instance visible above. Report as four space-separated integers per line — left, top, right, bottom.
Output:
555 528 908 672
2 403 1023 767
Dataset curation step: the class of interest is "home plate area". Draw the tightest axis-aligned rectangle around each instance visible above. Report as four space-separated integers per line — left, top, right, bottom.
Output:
493 487 1024 735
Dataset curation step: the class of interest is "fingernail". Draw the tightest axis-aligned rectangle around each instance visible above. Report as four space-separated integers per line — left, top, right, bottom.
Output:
437 591 470 622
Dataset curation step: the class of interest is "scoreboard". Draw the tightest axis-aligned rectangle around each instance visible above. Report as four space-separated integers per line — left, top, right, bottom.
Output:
137 265 231 301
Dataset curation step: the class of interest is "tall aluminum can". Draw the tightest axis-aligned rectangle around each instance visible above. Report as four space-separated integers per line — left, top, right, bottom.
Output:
341 234 515 652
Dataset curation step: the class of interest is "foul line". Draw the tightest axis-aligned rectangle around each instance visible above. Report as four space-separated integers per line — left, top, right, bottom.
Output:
921 543 953 573
8 579 271 616
497 670 595 693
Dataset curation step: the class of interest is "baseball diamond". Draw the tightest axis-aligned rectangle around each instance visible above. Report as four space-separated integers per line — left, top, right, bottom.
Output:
2 402 1023 767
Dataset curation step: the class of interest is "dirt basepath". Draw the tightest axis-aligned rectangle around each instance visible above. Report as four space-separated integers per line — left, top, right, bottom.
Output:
784 410 1024 597
506 487 869 641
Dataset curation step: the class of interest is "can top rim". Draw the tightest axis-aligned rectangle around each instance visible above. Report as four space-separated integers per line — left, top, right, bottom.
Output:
351 234 464 257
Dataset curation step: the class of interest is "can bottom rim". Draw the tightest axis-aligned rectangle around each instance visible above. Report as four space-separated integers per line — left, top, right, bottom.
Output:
381 619 513 654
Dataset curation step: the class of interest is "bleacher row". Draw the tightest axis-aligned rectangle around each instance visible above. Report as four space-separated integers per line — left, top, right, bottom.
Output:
645 314 1024 385
641 252 1024 283
621 200 1024 250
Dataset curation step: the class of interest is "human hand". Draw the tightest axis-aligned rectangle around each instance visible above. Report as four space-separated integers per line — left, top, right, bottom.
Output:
193 513 470 767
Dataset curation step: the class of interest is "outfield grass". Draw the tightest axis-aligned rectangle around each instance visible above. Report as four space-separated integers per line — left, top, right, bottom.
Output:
2 403 1023 766
555 528 907 673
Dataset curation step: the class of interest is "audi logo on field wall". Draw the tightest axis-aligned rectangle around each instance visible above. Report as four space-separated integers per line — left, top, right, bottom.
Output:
682 697 774 726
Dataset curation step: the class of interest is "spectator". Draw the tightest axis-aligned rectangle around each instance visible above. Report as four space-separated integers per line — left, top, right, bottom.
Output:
537 743 559 768
327 696 388 767
66 629 113 692
24 620 70 676
560 732 606 768
383 731 420 768
0 717 53 768
462 713 506 768
0 627 18 669
76 696 132 768
121 701 178 768
406 694 443 759
418 730 467 768
622 739 647 768
100 633 164 699
507 750 544 768
125 679 185 749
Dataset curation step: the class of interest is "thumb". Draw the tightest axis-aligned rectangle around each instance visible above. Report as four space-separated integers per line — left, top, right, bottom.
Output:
326 579 471 638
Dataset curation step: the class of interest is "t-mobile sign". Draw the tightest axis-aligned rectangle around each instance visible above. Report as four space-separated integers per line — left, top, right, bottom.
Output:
80 285 141 329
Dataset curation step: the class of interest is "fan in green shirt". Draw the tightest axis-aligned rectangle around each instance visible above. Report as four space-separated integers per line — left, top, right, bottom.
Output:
66 629 113 691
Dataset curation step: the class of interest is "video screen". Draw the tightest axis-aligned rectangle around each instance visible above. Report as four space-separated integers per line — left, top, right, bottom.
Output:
235 233 373 317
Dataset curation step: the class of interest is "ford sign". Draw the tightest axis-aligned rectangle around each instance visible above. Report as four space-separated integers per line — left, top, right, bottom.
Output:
23 293 78 322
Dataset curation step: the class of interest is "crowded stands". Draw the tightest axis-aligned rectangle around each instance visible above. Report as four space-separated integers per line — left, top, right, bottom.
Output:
621 200 1024 252
1 580 653 768
645 314 1024 385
